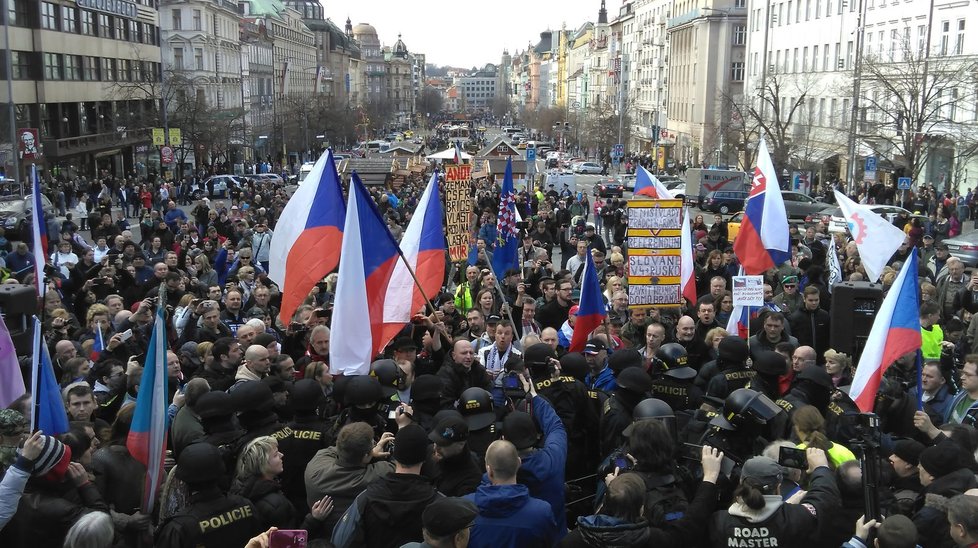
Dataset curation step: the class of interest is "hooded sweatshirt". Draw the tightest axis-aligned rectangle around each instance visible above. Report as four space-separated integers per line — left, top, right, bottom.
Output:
464 483 557 548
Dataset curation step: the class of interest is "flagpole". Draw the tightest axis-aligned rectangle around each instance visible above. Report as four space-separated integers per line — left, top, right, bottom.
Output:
482 258 517 329
393 247 438 316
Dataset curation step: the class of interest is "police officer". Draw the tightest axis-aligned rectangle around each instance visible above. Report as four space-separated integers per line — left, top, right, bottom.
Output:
457 387 498 462
156 443 264 547
196 391 245 484
406 374 446 431
525 343 598 478
701 388 784 464
231 381 288 452
650 343 703 420
769 366 853 441
370 358 403 430
327 375 389 444
746 350 788 402
599 367 653 456
703 337 756 401
277 379 331 514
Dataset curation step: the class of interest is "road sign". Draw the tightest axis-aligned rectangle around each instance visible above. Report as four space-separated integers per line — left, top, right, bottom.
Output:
160 146 174 164
897 176 912 190
169 128 182 145
572 101 581 110
612 143 624 158
526 147 536 161
863 156 877 182
152 128 165 146
864 157 877 171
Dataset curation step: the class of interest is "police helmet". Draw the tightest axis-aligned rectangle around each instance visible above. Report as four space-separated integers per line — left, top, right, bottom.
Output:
559 352 588 381
175 442 225 484
796 366 834 389
523 343 557 379
623 397 677 439
370 359 400 398
457 387 495 430
616 367 653 393
717 337 749 365
344 374 384 407
654 343 689 370
723 388 782 427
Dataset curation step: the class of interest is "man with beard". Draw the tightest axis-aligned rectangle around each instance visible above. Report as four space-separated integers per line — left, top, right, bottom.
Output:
294 325 330 379
438 339 493 408
427 413 482 497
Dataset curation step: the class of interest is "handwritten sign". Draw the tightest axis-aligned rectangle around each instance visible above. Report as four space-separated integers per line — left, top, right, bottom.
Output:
444 164 472 182
732 276 764 306
627 199 683 308
444 179 472 262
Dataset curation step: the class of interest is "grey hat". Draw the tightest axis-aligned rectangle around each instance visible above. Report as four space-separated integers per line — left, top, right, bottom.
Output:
742 456 784 489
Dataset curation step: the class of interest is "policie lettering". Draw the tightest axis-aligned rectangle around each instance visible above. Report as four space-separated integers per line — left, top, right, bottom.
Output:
199 505 254 532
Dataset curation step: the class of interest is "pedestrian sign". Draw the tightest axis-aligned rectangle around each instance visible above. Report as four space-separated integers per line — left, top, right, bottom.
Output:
897 177 912 190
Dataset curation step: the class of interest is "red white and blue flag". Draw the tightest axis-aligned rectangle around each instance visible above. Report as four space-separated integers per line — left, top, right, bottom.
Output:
329 173 402 375
268 150 346 326
849 252 921 412
90 326 105 361
491 158 519 277
680 208 697 304
569 250 606 352
29 317 68 435
733 139 790 274
382 172 446 344
453 141 465 164
633 165 672 198
31 164 48 297
126 304 169 512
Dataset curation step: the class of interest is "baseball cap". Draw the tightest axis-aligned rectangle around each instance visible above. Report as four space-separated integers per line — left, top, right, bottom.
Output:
422 498 478 538
741 456 783 490
569 305 580 316
584 339 607 354
428 414 469 445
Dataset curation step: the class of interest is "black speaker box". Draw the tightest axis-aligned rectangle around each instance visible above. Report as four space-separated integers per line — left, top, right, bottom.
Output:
0 284 38 356
830 281 884 360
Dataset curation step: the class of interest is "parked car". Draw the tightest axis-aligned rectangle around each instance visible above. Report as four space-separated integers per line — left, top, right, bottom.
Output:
781 191 834 220
702 190 749 214
191 175 244 199
727 211 744 241
595 178 624 198
942 229 978 266
574 162 603 174
0 193 56 234
618 174 637 191
665 181 687 200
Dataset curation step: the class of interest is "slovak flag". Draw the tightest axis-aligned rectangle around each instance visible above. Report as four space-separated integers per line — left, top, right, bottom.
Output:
633 165 672 198
680 208 697 304
381 172 446 344
849 252 921 412
569 250 607 352
329 173 402 375
126 303 169 512
733 139 790 274
268 150 346 326
31 164 49 297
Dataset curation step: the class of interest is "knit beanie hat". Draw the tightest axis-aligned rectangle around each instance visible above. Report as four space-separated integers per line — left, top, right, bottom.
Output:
919 442 960 478
32 435 71 481
891 439 926 467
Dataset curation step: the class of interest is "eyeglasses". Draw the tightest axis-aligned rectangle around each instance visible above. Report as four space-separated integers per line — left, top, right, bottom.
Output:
783 284 797 289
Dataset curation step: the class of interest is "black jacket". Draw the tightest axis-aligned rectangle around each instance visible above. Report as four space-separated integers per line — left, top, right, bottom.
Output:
788 307 832 359
332 473 442 548
429 449 482 497
912 468 978 548
437 358 492 408
4 478 108 547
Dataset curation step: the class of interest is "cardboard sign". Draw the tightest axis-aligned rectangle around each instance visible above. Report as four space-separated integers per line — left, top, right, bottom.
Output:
626 199 683 307
443 179 472 262
444 164 472 182
732 275 765 306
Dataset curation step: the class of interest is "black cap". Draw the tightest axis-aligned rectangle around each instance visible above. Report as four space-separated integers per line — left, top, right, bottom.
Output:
253 333 277 348
892 439 926 467
616 367 653 393
502 411 539 450
393 424 430 466
753 351 788 376
584 338 607 354
919 442 961 478
422 497 478 537
428 415 469 445
523 343 556 366
175 442 225 484
195 391 235 419
486 314 502 324
411 374 444 403
503 268 521 278
457 387 495 430
231 381 276 413
290 379 324 411
393 337 417 351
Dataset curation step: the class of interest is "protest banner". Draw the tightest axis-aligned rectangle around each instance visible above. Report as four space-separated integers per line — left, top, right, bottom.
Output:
732 275 765 306
443 167 473 262
626 198 683 307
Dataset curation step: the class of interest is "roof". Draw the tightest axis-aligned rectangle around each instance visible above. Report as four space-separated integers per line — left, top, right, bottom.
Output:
352 23 377 36
476 157 533 175
476 137 521 157
379 143 422 155
534 32 552 54
338 157 394 177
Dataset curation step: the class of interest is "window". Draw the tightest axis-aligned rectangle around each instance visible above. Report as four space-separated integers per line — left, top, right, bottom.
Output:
793 48 799 72
803 46 809 71
731 62 745 81
830 98 838 123
847 40 854 68
823 43 829 70
83 56 99 80
890 29 898 60
43 52 62 80
192 9 201 30
119 59 131 81
173 47 184 69
735 0 745 7
813 45 819 71
950 88 958 120
818 98 826 125
102 58 116 81
843 99 851 124
194 48 204 70
827 0 833 15
129 20 140 42
805 0 811 20
98 14 111 37
132 61 143 82
956 20 965 55
7 0 29 27
815 0 821 18
733 24 747 45
64 55 81 80
940 20 949 55
41 2 58 30
61 5 77 33
81 10 95 35
918 25 927 54
114 16 126 40
171 9 181 30
10 51 30 79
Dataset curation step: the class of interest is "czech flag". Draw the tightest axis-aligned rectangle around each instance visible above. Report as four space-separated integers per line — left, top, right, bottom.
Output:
31 164 48 297
381 172 446 344
454 141 464 164
29 317 68 435
569 250 607 352
725 304 753 339
268 150 346 326
90 327 105 361
633 165 671 198
849 252 921 412
329 173 402 375
679 208 697 304
126 303 169 512
733 139 790 274
491 158 520 278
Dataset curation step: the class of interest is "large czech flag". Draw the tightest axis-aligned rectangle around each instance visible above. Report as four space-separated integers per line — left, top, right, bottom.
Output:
381 172 446 343
269 150 346 326
329 173 402 375
569 250 607 352
633 165 672 198
31 165 48 297
733 139 790 274
849 252 921 412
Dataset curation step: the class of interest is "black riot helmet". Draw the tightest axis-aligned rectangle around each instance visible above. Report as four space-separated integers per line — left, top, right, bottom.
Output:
653 343 689 371
457 387 495 430
370 359 401 398
722 388 782 429
623 397 677 440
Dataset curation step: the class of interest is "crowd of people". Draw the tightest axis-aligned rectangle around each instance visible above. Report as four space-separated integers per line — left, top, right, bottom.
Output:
0 162 977 548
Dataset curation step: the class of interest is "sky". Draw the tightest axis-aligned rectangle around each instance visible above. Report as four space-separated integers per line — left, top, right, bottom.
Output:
320 0 605 68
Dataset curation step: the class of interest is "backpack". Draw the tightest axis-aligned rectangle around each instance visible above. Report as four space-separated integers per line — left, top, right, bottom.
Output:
640 473 690 528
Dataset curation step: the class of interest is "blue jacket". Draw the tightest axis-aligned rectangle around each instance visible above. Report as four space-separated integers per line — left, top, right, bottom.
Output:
464 483 558 548
585 365 617 393
518 395 568 539
944 389 978 425
910 383 953 423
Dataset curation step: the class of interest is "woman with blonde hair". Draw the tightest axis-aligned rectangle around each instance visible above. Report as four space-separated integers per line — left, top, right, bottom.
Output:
704 327 729 361
792 405 856 469
231 435 333 531
604 275 625 302
823 349 852 387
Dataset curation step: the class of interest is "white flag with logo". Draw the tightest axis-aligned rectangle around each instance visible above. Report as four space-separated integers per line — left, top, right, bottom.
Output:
826 235 843 293
833 190 906 283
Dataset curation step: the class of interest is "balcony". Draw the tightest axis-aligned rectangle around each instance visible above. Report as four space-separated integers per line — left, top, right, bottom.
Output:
43 127 152 159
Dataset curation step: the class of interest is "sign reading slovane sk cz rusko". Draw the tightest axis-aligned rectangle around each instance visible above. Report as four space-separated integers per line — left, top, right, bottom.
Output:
443 166 473 262
627 199 683 307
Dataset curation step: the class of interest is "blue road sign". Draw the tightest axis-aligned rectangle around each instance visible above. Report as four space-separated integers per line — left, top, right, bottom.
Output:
897 177 912 190
526 147 536 161
865 156 877 171
612 143 624 158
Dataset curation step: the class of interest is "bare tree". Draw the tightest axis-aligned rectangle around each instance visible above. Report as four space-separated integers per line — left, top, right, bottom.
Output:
717 92 760 172
417 86 444 119
490 95 512 120
858 38 978 184
743 74 808 181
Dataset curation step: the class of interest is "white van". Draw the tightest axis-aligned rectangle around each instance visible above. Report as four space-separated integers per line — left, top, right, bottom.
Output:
297 162 316 184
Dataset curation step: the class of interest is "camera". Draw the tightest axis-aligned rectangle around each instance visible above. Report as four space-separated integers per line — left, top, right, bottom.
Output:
502 370 526 399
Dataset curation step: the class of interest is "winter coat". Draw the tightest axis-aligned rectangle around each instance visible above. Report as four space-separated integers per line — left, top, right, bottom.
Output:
464 483 558 548
437 358 493 408
331 473 442 548
303 446 394 536
913 468 978 548
4 477 108 547
515 395 568 539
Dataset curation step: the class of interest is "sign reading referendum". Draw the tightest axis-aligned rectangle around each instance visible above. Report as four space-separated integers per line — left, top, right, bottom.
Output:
627 198 683 307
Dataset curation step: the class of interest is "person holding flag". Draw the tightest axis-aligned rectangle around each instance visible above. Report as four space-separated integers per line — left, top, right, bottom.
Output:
569 250 607 353
733 139 790 275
